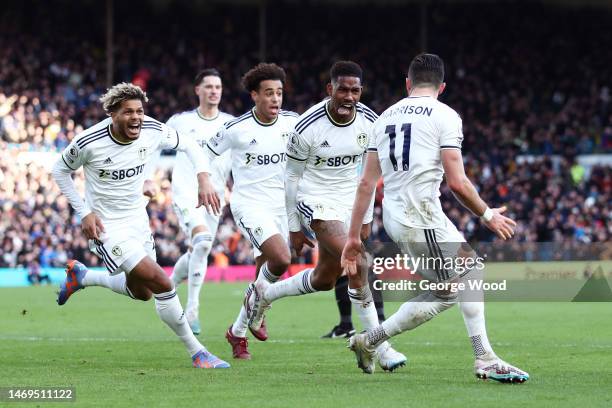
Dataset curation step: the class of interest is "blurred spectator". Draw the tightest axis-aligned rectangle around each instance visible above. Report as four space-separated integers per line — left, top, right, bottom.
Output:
0 1 610 267
27 260 51 285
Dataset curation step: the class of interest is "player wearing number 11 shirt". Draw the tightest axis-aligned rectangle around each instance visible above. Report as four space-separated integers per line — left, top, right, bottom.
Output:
342 53 529 381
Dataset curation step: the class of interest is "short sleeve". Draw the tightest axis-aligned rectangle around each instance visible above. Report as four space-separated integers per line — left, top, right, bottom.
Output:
367 121 380 152
286 130 310 162
60 138 87 170
206 125 232 156
439 111 463 150
158 122 180 150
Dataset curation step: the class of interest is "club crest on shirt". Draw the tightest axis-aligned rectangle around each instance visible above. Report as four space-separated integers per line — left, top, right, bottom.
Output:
254 227 263 237
112 245 123 257
357 133 368 149
138 147 147 161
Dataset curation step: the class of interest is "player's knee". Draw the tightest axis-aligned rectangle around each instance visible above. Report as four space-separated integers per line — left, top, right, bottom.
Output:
429 290 458 311
134 291 152 301
268 254 291 274
310 273 335 291
191 232 213 256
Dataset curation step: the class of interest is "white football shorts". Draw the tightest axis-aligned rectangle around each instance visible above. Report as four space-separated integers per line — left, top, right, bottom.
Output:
232 204 288 258
89 216 156 275
383 205 469 282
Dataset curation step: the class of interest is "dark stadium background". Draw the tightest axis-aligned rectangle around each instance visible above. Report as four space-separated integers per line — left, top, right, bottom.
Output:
0 0 609 276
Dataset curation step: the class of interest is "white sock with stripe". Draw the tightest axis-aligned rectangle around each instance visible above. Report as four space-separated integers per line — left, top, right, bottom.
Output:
264 268 316 303
255 262 281 285
154 289 206 357
349 284 393 352
348 284 380 330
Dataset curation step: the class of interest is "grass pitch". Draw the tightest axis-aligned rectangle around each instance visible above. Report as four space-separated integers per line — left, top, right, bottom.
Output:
1 283 611 407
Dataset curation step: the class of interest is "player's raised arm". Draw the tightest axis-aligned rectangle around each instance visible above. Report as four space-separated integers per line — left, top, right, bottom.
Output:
441 148 516 240
341 151 382 276
285 132 314 255
51 142 105 240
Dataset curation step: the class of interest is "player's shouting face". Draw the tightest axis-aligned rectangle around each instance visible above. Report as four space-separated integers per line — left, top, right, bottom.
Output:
252 79 283 123
111 99 144 142
327 76 362 123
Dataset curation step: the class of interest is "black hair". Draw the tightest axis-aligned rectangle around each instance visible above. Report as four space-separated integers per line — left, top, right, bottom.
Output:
407 53 445 87
330 60 363 83
241 63 286 92
194 68 221 86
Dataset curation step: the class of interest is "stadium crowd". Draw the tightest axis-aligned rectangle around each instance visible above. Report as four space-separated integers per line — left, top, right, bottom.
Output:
0 2 610 268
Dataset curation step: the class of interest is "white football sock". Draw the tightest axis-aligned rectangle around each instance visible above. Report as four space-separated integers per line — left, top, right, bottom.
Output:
264 268 315 303
82 270 134 298
231 305 249 338
381 292 456 337
349 284 395 352
186 232 213 314
255 262 281 285
154 289 206 357
348 284 379 329
459 301 496 359
171 252 190 286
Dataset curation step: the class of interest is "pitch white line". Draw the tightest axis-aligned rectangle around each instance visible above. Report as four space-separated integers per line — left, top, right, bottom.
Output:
1 336 611 348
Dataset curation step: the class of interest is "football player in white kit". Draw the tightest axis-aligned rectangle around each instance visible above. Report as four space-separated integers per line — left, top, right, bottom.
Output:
342 54 529 382
244 61 407 371
52 83 229 369
204 63 298 359
161 68 234 336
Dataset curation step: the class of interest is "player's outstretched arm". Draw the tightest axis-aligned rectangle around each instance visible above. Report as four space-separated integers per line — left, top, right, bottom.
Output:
285 156 313 255
171 132 220 215
341 152 382 276
441 149 516 240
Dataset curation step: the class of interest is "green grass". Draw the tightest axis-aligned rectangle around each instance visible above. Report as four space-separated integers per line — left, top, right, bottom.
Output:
1 284 612 407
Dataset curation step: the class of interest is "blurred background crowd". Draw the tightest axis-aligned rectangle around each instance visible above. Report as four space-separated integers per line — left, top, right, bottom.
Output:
0 1 610 269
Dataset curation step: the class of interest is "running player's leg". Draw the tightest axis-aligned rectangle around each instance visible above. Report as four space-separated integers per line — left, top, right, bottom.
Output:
170 251 190 285
348 223 454 373
58 231 145 304
455 241 529 382
263 219 346 303
321 274 355 338
227 253 269 359
125 256 228 368
228 210 290 352
185 222 214 335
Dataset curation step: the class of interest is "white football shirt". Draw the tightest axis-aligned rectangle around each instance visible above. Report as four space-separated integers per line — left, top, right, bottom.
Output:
57 115 208 226
369 96 464 228
206 108 298 212
286 100 376 229
167 109 234 205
